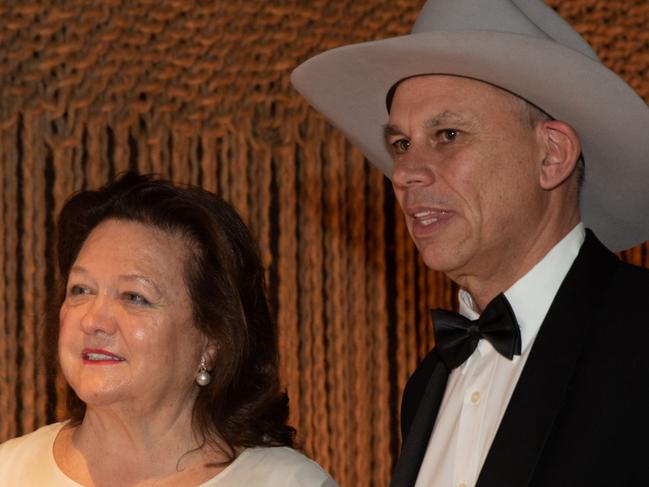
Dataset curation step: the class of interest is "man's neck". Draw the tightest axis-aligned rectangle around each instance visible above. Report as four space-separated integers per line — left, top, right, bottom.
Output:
453 217 581 312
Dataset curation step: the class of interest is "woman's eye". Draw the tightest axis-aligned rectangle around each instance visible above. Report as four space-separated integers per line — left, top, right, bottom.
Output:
391 138 410 154
67 285 89 297
123 292 151 306
439 129 459 142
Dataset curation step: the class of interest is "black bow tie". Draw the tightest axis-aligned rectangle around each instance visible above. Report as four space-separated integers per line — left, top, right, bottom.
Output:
431 293 521 370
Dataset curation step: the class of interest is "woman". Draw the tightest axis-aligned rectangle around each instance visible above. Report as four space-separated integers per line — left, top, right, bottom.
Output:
0 173 338 486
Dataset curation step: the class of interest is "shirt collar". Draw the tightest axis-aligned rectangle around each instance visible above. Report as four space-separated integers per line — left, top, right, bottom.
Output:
459 222 585 354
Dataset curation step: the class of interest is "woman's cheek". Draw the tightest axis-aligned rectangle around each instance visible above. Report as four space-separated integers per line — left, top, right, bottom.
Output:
59 302 71 328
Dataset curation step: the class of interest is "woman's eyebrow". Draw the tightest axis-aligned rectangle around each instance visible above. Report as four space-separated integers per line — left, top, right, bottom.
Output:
68 265 89 276
119 274 163 294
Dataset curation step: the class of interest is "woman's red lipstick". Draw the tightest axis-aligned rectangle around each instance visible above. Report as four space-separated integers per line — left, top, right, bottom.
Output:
82 348 125 365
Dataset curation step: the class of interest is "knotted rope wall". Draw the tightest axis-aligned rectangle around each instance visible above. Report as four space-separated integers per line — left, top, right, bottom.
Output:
1 1 647 485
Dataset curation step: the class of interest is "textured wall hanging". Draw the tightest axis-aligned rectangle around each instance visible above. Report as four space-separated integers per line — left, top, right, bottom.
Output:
1 1 647 485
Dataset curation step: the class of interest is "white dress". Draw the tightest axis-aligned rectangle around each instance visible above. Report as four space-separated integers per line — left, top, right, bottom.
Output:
0 423 339 486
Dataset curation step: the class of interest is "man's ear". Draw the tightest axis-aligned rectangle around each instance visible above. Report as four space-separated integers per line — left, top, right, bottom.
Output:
538 120 581 190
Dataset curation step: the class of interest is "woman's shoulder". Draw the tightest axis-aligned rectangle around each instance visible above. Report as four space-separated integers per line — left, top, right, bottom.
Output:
209 446 339 487
0 422 68 482
0 422 63 456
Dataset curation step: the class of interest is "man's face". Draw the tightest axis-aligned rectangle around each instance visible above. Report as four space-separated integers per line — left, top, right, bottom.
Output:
386 75 548 284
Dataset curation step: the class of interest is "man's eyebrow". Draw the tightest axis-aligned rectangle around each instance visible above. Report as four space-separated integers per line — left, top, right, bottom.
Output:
424 111 467 128
383 111 470 141
383 124 403 140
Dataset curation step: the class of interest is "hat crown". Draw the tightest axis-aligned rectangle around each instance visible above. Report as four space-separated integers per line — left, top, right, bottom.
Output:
412 0 599 61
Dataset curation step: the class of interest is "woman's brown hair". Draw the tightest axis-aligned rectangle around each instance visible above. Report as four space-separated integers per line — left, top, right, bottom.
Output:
48 172 295 458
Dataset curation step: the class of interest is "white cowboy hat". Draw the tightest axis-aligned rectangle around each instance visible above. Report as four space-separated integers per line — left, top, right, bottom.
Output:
291 0 649 251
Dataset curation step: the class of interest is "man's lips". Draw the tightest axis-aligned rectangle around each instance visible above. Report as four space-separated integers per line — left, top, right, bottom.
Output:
407 208 453 236
82 348 125 364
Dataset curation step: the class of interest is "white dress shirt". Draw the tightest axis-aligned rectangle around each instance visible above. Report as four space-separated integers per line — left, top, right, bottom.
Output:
414 223 586 487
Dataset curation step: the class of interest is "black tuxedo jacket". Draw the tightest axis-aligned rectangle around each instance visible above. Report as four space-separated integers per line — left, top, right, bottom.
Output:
390 230 649 487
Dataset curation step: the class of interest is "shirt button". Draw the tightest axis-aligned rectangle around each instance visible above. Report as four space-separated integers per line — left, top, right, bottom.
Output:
471 391 480 404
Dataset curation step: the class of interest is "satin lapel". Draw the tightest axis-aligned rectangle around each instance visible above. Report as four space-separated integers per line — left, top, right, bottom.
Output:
476 231 618 487
390 355 449 487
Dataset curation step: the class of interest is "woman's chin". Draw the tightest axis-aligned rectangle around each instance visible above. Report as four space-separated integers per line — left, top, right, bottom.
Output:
73 383 130 410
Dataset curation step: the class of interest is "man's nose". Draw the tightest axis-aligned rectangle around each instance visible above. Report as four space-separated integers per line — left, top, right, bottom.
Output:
79 295 118 335
391 148 436 189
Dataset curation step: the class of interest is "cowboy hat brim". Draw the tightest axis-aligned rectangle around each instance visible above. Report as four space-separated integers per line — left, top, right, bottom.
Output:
291 30 649 251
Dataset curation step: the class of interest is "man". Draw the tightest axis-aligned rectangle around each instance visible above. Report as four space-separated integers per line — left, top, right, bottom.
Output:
292 1 649 486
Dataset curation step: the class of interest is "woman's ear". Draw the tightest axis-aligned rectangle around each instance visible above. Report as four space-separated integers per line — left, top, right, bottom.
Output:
538 120 582 190
201 343 219 370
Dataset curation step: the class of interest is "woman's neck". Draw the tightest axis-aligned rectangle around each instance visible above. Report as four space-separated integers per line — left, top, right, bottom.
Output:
53 405 229 487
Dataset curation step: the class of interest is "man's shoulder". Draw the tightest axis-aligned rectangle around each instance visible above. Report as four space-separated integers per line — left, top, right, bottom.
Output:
616 257 649 280
578 256 649 368
574 230 648 299
607 257 649 302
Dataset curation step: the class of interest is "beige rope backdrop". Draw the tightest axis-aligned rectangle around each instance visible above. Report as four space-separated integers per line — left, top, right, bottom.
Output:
1 1 647 485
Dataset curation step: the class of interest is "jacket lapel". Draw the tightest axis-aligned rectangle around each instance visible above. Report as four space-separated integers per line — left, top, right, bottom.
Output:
476 231 618 487
390 356 449 487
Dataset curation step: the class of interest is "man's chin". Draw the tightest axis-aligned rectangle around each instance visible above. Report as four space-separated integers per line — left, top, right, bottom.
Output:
417 242 468 275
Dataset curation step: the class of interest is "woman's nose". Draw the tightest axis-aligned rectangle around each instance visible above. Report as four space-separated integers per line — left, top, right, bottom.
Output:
79 295 117 335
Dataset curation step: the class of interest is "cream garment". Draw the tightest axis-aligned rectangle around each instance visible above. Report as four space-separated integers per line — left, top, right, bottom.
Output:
415 223 586 487
0 422 339 487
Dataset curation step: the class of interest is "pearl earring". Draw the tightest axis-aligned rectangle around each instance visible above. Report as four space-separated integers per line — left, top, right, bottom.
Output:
196 357 211 386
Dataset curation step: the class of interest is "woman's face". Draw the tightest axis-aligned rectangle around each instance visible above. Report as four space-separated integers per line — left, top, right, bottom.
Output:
59 218 207 414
